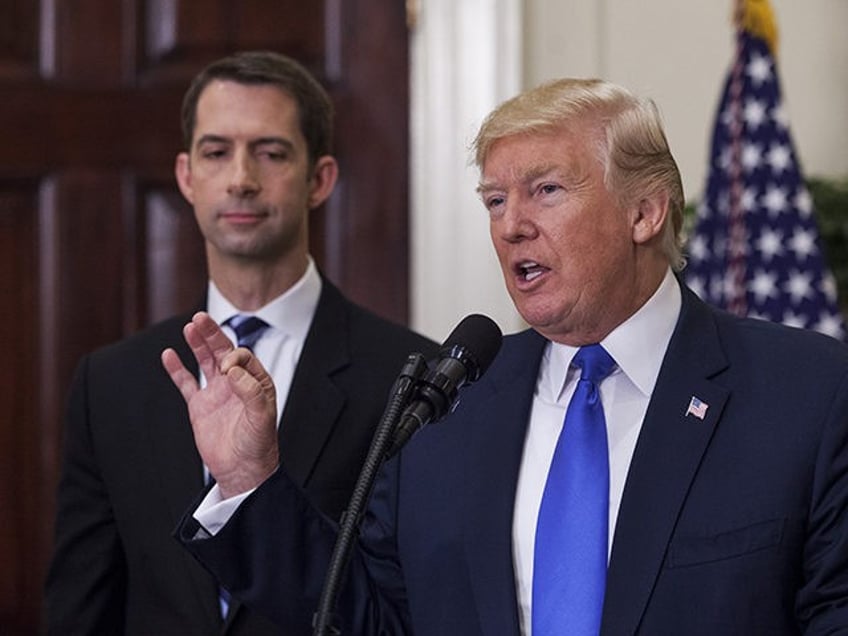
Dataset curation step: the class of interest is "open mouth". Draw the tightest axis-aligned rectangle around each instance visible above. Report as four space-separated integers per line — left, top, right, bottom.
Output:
517 260 548 282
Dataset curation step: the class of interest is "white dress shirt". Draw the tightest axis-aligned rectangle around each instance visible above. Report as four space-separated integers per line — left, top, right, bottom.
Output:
512 268 681 635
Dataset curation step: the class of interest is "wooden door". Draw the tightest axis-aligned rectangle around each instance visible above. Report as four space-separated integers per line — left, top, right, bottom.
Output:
0 2 410 633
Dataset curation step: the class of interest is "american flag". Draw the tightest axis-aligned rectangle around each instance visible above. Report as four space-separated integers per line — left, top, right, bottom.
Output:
683 1 845 340
685 396 709 420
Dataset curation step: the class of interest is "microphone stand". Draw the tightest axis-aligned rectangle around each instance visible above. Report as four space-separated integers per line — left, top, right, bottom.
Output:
311 353 428 636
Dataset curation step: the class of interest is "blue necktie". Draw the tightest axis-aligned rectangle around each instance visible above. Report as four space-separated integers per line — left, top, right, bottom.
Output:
213 315 269 619
226 314 270 352
533 344 616 636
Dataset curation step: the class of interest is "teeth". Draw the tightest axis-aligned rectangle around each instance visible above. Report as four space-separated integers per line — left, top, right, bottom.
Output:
519 261 544 281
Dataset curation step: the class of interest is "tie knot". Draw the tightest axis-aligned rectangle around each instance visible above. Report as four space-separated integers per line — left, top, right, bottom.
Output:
573 344 616 384
226 314 270 351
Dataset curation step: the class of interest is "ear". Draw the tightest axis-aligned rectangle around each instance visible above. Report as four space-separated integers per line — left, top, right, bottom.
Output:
631 191 669 245
174 152 195 205
307 155 339 209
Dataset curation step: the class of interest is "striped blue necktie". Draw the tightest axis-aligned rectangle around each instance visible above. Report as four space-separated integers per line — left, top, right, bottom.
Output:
533 343 616 636
226 314 270 352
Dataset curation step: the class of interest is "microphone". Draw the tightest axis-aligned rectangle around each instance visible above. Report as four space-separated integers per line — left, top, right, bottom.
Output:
385 314 502 458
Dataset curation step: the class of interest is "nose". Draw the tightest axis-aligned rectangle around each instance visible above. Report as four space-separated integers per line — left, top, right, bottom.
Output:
227 150 260 198
495 196 537 243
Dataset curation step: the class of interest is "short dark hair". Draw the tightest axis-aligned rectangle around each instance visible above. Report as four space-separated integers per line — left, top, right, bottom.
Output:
181 50 334 166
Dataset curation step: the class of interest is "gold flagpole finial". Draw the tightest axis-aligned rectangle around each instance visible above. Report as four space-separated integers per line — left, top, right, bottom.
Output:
735 0 779 56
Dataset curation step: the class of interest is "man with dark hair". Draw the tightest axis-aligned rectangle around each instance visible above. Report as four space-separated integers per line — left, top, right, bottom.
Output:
44 50 435 635
169 78 848 634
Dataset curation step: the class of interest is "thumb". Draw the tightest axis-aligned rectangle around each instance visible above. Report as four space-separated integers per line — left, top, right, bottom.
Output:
226 364 277 422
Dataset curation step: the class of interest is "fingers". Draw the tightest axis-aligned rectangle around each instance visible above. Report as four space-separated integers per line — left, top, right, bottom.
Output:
223 348 275 393
192 311 236 356
161 348 198 402
222 348 278 413
163 311 276 421
182 311 235 379
163 312 237 399
225 364 266 405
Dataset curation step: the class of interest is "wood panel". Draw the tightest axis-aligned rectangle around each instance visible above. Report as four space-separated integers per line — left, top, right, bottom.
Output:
322 0 411 316
0 3 39 78
0 0 410 632
0 183 40 634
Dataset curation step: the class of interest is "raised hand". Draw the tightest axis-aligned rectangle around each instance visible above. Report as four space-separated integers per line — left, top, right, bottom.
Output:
161 312 279 499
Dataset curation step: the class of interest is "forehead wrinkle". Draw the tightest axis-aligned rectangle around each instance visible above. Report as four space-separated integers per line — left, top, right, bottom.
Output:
518 161 561 185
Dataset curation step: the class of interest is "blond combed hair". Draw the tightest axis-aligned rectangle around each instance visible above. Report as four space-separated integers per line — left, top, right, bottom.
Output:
472 78 686 271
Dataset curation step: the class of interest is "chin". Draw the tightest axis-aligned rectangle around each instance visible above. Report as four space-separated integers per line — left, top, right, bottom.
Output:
516 310 556 335
519 304 578 340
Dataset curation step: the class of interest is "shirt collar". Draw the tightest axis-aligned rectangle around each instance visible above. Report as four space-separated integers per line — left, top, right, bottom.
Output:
602 267 681 396
542 268 681 401
206 257 322 344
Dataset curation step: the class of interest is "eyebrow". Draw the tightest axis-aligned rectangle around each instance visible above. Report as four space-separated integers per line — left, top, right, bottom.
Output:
194 135 296 152
477 162 561 193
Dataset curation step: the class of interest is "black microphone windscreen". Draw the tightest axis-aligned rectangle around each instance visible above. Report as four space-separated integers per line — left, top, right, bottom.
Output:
383 314 503 459
442 314 502 375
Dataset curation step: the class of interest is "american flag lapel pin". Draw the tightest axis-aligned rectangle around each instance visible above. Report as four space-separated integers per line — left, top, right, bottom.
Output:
686 396 708 420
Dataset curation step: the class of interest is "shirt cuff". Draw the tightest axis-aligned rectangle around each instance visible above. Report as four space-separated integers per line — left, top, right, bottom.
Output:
193 483 256 536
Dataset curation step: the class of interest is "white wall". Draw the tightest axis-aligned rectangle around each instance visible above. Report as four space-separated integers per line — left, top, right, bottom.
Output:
411 0 848 340
410 0 526 341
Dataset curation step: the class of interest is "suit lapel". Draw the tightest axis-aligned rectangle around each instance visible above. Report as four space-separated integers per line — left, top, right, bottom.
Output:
463 330 547 635
278 280 348 485
602 287 730 635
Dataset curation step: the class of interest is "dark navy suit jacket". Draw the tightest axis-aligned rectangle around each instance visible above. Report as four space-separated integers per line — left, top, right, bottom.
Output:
180 283 848 635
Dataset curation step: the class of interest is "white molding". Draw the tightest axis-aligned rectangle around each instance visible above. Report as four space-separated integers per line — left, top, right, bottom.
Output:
410 0 525 340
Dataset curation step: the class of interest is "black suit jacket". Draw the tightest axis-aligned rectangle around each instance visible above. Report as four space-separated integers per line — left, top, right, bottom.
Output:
44 278 437 635
180 283 848 635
